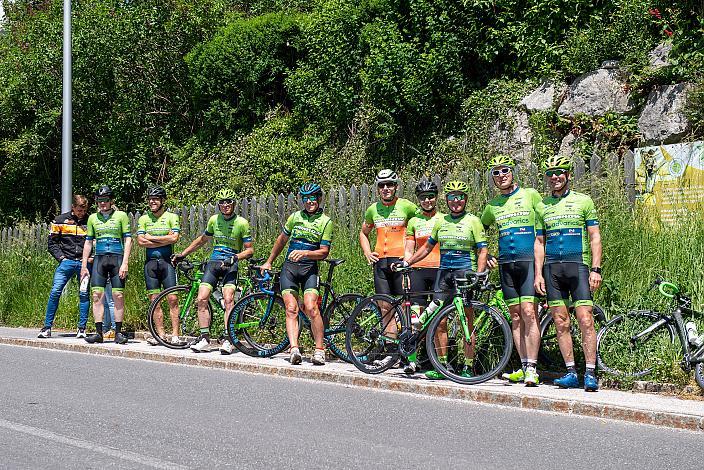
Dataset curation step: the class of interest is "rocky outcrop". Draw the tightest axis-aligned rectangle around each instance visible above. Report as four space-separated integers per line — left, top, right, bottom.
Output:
648 42 672 69
637 83 692 145
558 66 636 117
520 80 567 113
489 109 533 162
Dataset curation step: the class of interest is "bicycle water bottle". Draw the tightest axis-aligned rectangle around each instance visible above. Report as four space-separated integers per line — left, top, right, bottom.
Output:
685 322 701 346
80 275 90 294
410 305 422 330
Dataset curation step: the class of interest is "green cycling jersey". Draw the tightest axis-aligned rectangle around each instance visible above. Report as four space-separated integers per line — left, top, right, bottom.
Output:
86 210 131 255
204 213 252 261
428 212 487 270
283 210 333 264
536 190 598 265
480 186 543 264
137 211 180 260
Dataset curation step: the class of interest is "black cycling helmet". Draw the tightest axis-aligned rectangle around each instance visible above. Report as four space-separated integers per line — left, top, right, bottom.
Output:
299 182 323 197
147 186 167 199
95 185 114 199
415 180 438 196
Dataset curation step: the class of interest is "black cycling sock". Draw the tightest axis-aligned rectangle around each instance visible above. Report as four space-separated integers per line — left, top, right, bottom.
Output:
95 322 103 335
115 322 122 336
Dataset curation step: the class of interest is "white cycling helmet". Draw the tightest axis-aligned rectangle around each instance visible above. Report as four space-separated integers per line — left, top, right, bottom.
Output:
375 169 399 185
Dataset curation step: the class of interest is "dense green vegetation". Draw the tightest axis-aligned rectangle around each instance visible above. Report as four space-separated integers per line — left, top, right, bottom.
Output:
0 0 702 224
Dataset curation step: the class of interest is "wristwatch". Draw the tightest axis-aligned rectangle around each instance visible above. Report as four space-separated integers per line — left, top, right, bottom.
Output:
590 267 602 274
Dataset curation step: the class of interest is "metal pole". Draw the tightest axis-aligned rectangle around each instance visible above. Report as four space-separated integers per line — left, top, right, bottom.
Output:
61 0 72 213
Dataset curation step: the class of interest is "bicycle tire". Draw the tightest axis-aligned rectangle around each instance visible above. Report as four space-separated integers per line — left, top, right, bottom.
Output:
596 310 677 378
228 292 290 357
324 293 364 362
695 362 704 391
538 304 607 373
426 301 513 385
147 284 211 349
345 294 404 374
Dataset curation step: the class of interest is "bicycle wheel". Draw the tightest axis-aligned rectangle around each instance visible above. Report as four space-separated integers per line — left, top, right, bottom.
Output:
426 301 512 385
147 285 210 349
695 362 704 391
324 293 364 362
228 292 290 357
538 304 607 373
345 294 403 374
596 310 676 378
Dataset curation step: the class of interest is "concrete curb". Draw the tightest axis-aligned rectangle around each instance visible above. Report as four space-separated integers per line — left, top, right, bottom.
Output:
2 336 703 433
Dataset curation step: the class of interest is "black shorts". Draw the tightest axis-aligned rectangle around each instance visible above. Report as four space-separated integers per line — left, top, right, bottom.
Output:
91 254 126 292
280 261 320 296
201 259 238 291
144 259 177 295
433 268 471 304
499 261 536 306
543 262 592 307
410 268 438 306
373 258 404 296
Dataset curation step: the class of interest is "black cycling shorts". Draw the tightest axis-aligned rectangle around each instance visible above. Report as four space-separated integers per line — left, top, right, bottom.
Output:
373 258 404 296
201 259 238 291
499 261 536 307
280 261 319 296
543 262 593 307
433 268 471 304
91 254 126 292
144 259 177 295
410 268 438 307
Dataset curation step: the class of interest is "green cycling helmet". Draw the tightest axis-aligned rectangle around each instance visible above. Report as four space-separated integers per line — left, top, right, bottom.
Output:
487 154 516 170
216 188 236 201
542 155 573 172
443 180 469 194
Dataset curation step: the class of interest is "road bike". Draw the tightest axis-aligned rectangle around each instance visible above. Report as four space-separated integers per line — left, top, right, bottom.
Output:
146 257 262 349
344 267 513 385
227 258 364 361
596 277 704 389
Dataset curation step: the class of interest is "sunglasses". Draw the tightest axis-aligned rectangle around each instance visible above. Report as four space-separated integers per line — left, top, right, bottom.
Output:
545 169 568 177
302 195 319 202
95 197 111 203
377 183 397 189
218 199 234 205
491 167 512 177
418 193 436 201
446 194 466 202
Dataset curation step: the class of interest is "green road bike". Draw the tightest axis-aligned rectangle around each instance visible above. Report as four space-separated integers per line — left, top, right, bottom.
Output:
146 257 262 349
597 277 704 390
227 258 364 361
345 267 513 385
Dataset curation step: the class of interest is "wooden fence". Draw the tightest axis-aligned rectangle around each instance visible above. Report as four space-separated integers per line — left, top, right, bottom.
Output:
0 151 636 251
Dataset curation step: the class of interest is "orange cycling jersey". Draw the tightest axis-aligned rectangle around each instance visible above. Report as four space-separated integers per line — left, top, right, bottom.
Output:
406 212 443 268
364 198 418 258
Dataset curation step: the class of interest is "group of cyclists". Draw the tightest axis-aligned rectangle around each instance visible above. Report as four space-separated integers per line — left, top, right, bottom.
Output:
39 152 603 392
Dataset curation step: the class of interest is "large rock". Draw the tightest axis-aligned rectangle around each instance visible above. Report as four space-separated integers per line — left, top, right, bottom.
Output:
637 83 691 145
648 42 672 69
520 80 567 113
488 109 533 163
558 67 636 117
558 132 578 158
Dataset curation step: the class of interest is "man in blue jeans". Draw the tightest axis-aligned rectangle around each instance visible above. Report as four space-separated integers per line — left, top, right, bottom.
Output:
38 195 91 338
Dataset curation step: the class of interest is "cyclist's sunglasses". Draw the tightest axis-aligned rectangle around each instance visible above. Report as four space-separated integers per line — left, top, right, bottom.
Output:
491 167 512 177
218 199 235 205
446 193 466 202
95 197 111 203
377 182 397 189
545 168 568 177
418 193 437 201
302 195 318 202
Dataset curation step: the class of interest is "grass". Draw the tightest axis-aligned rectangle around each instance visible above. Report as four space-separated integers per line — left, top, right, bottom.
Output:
1 174 703 387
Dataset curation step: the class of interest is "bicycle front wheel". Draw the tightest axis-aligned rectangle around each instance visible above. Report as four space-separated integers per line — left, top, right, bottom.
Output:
426 301 513 385
345 294 403 374
228 292 290 357
147 285 209 349
596 310 676 378
324 293 364 363
695 362 704 391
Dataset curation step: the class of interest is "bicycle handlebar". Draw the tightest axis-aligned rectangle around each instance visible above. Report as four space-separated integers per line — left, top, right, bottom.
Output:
255 271 275 296
650 277 680 299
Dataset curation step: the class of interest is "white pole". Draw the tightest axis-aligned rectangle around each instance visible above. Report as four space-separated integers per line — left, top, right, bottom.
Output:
61 0 72 213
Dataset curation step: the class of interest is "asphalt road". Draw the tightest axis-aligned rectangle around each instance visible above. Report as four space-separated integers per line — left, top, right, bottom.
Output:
0 344 700 470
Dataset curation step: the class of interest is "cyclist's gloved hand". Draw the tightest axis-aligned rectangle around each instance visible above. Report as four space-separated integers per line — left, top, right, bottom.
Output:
390 260 410 272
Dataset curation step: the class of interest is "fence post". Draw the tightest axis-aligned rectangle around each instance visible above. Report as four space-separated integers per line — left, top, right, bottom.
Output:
573 154 586 182
590 152 602 198
623 149 636 205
